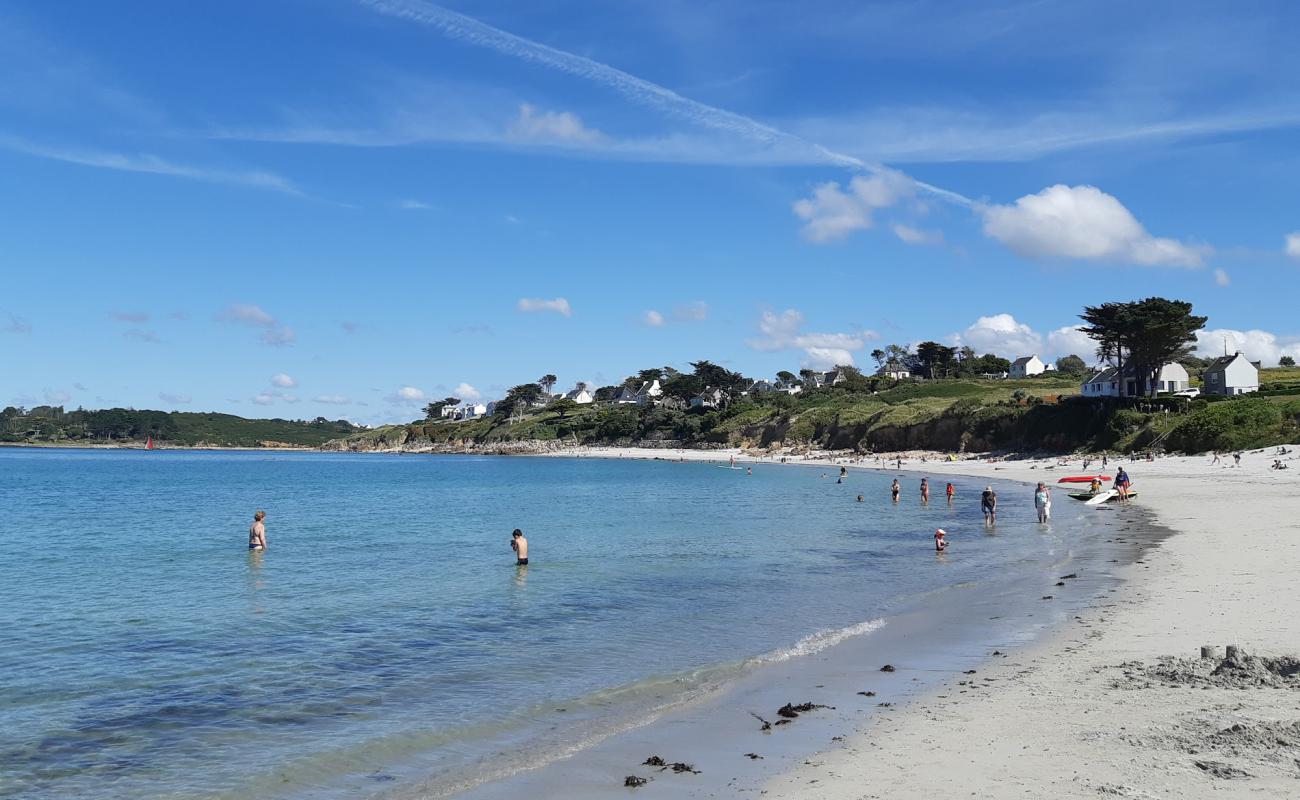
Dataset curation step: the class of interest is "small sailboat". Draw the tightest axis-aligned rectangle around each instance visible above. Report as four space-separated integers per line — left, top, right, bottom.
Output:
145 436 154 450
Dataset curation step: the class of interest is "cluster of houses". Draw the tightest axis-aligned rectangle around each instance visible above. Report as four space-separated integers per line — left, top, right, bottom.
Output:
1078 352 1259 397
434 352 1264 420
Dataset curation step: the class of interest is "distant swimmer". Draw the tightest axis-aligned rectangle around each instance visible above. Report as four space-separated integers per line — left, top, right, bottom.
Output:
840 466 848 479
920 477 930 503
934 528 949 552
746 467 753 475
857 493 864 502
248 510 267 550
511 528 529 566
891 478 901 502
945 482 955 504
981 486 997 525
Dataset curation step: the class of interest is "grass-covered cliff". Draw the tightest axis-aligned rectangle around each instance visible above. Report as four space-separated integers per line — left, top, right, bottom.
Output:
330 372 1300 455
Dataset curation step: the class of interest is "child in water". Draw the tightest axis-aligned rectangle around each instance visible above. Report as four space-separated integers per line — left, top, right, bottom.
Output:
934 528 948 552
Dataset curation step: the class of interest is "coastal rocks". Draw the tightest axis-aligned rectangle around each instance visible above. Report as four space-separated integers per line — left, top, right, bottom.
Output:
880 664 896 672
623 775 648 787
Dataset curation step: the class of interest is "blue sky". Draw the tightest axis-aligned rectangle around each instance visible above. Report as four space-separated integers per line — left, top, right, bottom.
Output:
3 0 1299 425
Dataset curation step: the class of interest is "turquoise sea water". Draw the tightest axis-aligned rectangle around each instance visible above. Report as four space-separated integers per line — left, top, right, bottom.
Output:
0 449 1102 799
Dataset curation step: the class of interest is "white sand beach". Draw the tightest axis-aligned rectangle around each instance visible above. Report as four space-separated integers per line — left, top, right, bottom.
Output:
542 445 1300 797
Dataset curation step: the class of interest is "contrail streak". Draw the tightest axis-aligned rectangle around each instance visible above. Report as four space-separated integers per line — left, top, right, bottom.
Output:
359 0 973 207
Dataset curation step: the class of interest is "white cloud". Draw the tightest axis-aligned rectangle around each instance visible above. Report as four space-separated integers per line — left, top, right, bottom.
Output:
259 326 296 347
0 135 305 196
1194 329 1300 366
803 347 857 370
1286 232 1300 260
643 309 666 327
980 185 1206 267
398 199 433 210
453 382 482 401
673 301 709 321
792 171 915 243
218 303 277 326
158 392 192 405
74 382 89 391
314 394 352 405
123 329 162 343
890 223 944 246
1213 268 1231 287
271 373 297 388
3 312 32 334
386 386 427 406
44 389 71 404
1045 325 1097 361
517 297 572 316
251 390 300 405
111 311 150 323
748 309 878 368
951 314 1043 356
508 103 605 145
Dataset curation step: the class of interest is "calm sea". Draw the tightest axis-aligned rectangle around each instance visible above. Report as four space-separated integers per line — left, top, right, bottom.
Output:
0 449 1104 799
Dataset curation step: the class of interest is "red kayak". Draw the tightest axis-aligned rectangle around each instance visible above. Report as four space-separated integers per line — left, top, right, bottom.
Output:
1057 475 1111 484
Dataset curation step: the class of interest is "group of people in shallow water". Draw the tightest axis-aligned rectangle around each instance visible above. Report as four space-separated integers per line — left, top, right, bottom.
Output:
246 511 534 567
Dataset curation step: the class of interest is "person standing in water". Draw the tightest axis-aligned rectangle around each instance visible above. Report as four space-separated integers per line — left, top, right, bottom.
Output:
920 477 930 503
1034 482 1051 523
510 529 529 566
981 486 997 525
891 478 901 503
934 528 948 552
248 510 267 550
945 482 955 504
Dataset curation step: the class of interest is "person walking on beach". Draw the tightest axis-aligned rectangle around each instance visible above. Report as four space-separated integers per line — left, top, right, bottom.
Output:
934 528 948 552
1233 452 1242 467
510 529 529 566
1034 483 1051 523
891 478 901 503
981 486 997 525
1211 451 1221 465
920 477 930 503
1114 468 1131 501
248 510 267 550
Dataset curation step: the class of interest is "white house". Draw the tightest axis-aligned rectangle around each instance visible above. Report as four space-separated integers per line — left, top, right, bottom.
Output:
1081 362 1191 397
748 379 774 394
439 404 459 419
879 361 910 380
1152 363 1191 393
1201 352 1260 396
564 385 594 404
613 379 663 406
1081 367 1120 397
1009 355 1046 378
458 403 488 419
690 387 724 409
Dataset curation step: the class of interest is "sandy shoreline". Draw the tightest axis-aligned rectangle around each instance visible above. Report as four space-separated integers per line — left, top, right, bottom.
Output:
541 445 1300 797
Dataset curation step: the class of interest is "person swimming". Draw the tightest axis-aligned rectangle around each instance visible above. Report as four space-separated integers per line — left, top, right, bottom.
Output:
248 510 267 550
510 528 529 566
856 493 864 502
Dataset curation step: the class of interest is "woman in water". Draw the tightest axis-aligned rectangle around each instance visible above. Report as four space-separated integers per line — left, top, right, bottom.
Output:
249 510 267 550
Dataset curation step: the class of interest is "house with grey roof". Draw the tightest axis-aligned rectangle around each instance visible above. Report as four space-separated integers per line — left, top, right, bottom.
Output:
1200 352 1259 396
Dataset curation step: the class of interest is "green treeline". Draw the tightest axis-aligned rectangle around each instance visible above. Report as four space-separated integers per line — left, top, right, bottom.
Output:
2 406 358 448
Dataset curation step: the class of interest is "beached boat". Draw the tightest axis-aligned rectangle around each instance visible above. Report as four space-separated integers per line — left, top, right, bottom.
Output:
1057 475 1111 484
